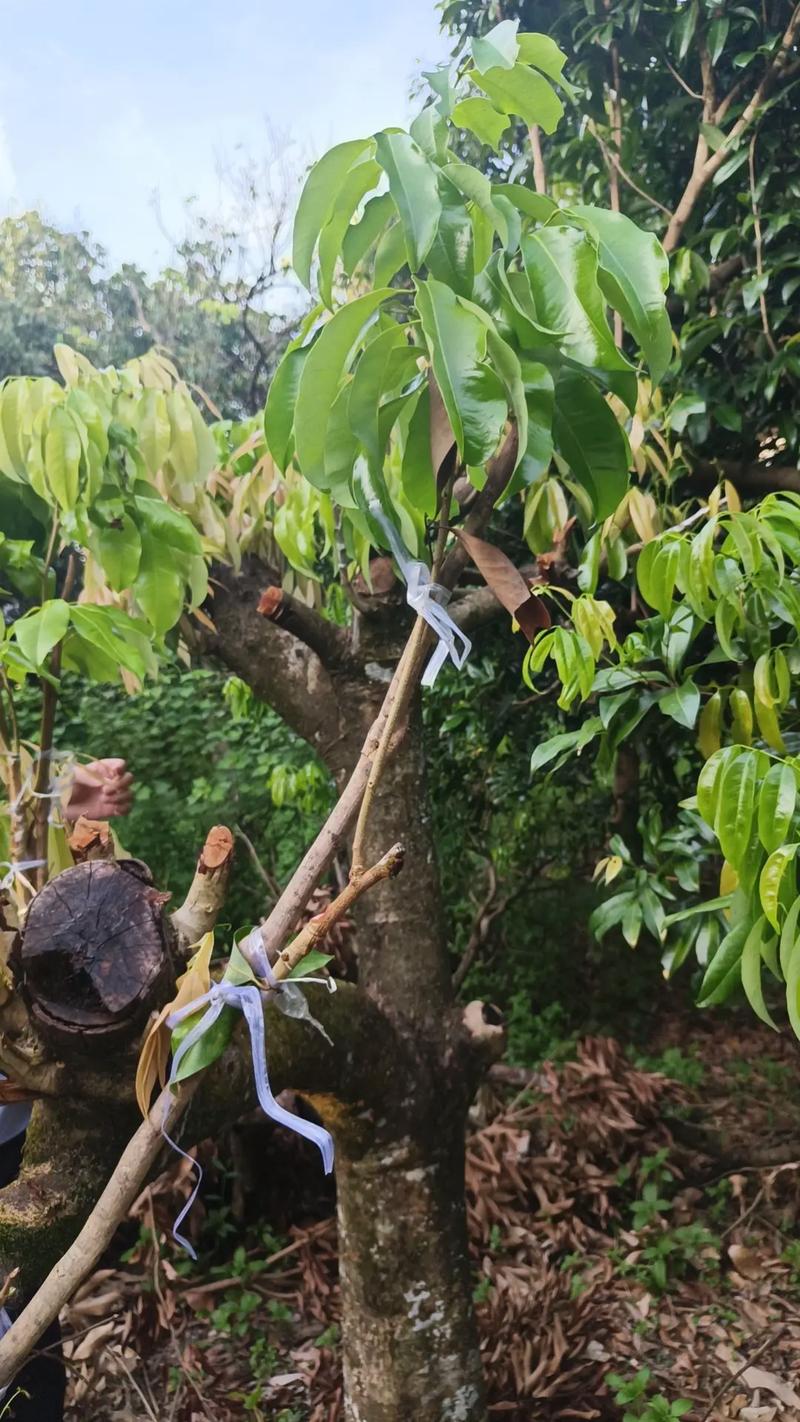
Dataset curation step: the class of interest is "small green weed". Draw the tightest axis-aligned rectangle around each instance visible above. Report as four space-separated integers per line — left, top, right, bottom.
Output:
606 1368 691 1421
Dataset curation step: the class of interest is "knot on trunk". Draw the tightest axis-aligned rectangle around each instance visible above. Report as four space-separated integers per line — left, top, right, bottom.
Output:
19 860 175 1056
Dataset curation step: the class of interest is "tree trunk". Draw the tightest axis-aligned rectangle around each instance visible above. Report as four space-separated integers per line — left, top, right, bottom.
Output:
337 1118 484 1422
327 666 487 1422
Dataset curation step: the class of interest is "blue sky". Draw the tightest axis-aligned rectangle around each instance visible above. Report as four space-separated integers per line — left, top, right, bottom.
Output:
0 0 449 269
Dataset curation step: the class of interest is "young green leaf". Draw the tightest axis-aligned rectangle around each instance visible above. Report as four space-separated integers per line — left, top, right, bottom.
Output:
470 19 519 73
452 97 510 151
293 139 373 291
571 207 671 384
474 62 563 135
13 599 70 669
552 370 630 520
760 843 798 931
758 761 797 853
741 916 779 1029
697 918 749 1006
715 749 758 869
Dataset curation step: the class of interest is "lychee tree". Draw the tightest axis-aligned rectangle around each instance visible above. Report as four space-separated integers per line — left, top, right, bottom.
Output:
0 25 668 1420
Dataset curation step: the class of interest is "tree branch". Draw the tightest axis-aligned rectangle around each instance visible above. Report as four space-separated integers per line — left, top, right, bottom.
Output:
663 3 800 252
528 124 547 194
256 584 355 673
171 825 236 953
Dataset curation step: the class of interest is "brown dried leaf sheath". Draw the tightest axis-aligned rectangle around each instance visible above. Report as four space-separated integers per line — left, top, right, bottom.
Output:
453 529 550 641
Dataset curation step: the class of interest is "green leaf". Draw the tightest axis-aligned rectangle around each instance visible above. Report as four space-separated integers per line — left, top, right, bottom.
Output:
658 679 700 730
293 139 372 291
441 162 508 246
452 97 510 150
784 906 800 1038
522 227 634 378
414 277 507 467
474 62 564 135
289 951 333 979
264 346 308 471
708 16 729 64
133 493 202 555
741 916 779 1029
69 605 147 677
171 1002 238 1082
552 370 629 520
779 895 800 981
760 844 798 931
341 192 395 275
471 19 519 72
138 389 171 474
44 407 81 510
374 131 442 271
317 157 382 307
696 745 744 827
426 186 475 298
373 221 409 287
13 599 70 668
571 207 672 384
348 325 419 465
698 919 749 1006
637 539 680 617
165 391 199 483
92 514 142 591
516 32 568 84
293 289 394 486
758 762 797 853
716 749 758 870
133 535 186 633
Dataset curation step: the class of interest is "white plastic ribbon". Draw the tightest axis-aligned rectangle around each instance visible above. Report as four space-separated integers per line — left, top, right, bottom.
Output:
368 500 471 687
0 860 46 892
163 967 335 1257
0 1306 9 1401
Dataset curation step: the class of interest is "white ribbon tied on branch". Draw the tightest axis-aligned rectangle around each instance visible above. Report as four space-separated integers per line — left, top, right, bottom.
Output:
368 500 471 687
162 935 336 1257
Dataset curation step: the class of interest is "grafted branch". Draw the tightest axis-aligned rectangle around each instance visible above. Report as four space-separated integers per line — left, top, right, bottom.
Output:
171 825 236 953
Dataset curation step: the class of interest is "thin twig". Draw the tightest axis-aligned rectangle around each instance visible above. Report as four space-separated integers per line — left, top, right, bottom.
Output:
697 1329 783 1422
748 130 779 356
586 121 671 218
235 824 281 898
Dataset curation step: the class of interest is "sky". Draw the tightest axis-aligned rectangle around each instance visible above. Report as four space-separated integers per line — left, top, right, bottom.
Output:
0 0 450 271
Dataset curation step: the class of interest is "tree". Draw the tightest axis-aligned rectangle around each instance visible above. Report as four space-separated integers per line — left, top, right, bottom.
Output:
0 26 668 1421
0 155 300 419
432 5 800 1038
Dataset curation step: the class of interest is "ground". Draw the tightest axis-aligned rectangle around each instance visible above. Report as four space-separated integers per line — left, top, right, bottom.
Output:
52 1010 800 1422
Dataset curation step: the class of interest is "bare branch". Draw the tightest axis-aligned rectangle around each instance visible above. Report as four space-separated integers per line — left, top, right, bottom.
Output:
256 584 355 672
171 826 236 953
528 124 547 194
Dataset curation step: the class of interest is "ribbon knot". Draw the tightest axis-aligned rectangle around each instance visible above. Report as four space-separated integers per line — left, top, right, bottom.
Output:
163 967 335 1257
369 500 471 687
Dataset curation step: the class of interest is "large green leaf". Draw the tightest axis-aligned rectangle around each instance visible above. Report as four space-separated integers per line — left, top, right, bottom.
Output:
471 19 519 73
441 163 508 246
264 346 308 470
341 192 395 275
133 492 202 555
697 918 749 1006
426 185 475 298
741 916 779 1029
571 207 672 384
552 371 630 519
474 62 563 135
452 97 509 151
716 749 758 870
522 226 634 378
415 277 507 467
348 325 419 465
759 762 797 853
293 289 395 486
760 843 798 930
374 131 441 271
293 139 372 290
44 406 82 510
516 32 568 84
317 157 382 308
92 514 142 591
133 535 186 633
13 599 70 668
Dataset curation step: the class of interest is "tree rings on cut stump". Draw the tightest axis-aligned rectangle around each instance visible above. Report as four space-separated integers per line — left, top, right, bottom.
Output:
20 860 174 1055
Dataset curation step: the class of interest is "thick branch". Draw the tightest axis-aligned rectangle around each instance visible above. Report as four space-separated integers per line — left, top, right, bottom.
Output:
256 584 355 672
207 559 341 753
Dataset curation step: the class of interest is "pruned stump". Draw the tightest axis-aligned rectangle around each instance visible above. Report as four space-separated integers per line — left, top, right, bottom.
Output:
19 860 174 1056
